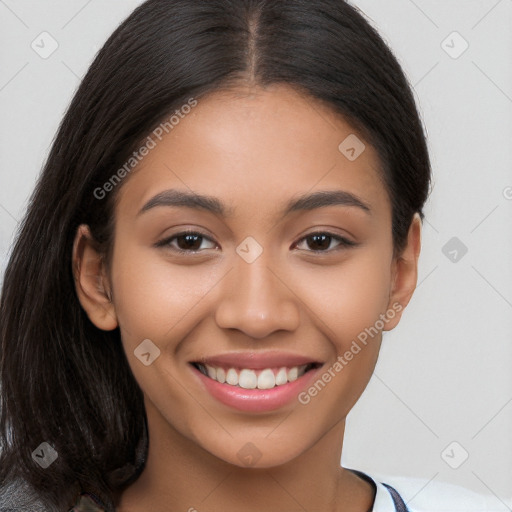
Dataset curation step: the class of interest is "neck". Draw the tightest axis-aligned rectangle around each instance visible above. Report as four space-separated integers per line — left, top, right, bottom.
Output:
116 401 374 512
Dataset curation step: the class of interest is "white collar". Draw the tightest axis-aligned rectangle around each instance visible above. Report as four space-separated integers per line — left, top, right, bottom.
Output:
347 469 403 511
371 476 402 511
358 470 497 511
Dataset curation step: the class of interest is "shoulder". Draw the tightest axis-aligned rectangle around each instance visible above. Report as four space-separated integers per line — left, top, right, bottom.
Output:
370 473 499 511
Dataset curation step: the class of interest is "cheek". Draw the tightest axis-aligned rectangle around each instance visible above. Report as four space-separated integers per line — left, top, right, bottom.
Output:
293 255 390 418
110 245 223 345
109 247 220 420
298 251 393 350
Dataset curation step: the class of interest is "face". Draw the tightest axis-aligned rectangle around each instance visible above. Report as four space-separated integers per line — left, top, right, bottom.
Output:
74 83 420 468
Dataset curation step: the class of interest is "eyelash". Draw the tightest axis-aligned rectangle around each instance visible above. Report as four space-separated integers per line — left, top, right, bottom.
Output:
155 229 357 255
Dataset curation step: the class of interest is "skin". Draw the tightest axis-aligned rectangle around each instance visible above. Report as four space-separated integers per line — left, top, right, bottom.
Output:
73 83 421 512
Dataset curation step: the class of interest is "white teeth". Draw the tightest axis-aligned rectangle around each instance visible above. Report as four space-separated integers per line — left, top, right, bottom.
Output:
239 369 258 389
206 365 216 379
275 367 288 386
216 367 226 384
287 366 299 382
197 363 313 389
226 368 238 386
257 369 275 389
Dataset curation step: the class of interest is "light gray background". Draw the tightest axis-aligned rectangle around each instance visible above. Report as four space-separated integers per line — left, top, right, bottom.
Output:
0 0 511 508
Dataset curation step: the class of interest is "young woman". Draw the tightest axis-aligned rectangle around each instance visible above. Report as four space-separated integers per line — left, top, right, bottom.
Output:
0 1 492 511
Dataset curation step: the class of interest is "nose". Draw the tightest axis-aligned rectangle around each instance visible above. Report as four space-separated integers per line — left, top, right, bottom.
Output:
214 252 301 339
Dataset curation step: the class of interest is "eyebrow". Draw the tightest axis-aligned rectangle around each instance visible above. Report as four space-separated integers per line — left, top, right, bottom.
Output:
138 188 371 217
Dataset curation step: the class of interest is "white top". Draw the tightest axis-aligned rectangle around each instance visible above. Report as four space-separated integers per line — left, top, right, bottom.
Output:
364 472 504 512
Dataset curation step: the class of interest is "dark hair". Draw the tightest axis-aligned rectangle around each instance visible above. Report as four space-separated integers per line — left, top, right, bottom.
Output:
0 0 431 509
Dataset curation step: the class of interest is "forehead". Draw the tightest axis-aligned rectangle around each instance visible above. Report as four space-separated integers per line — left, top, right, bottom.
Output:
115 83 390 223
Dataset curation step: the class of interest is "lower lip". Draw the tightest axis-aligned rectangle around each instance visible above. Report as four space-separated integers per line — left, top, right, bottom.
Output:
190 364 322 412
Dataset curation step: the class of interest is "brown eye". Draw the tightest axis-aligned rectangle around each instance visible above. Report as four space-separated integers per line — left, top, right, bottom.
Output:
155 231 217 253
176 233 203 251
295 232 356 253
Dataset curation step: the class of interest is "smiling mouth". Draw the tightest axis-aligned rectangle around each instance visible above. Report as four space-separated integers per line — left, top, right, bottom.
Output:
191 362 322 390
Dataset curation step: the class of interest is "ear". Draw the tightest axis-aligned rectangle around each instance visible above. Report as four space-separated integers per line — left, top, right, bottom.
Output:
384 213 422 331
72 224 118 331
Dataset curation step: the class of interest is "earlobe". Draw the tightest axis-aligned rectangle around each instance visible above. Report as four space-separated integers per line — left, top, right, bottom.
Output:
384 213 422 331
72 224 118 331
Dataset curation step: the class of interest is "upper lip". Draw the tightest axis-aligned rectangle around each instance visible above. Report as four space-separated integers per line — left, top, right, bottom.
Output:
192 351 323 370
